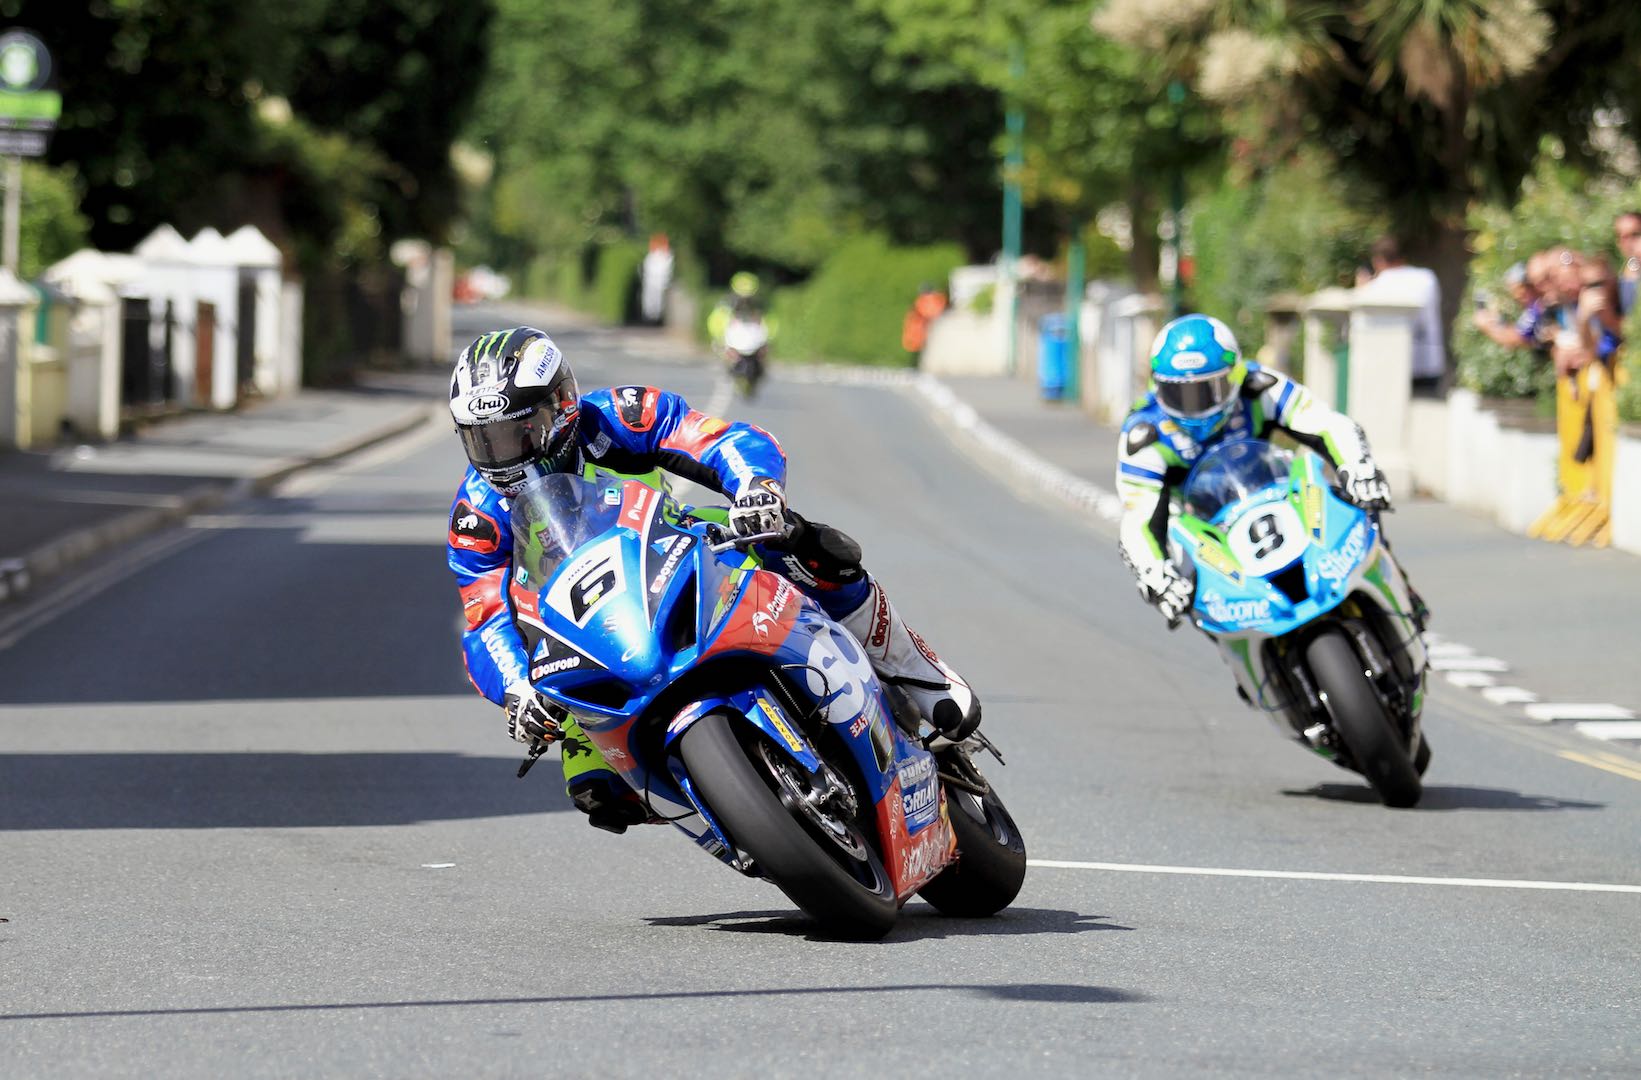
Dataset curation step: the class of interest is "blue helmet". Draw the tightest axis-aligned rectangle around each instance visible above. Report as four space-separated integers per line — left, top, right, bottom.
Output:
1149 314 1245 441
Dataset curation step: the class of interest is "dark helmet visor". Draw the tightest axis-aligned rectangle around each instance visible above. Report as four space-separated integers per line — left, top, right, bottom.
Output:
1156 372 1232 418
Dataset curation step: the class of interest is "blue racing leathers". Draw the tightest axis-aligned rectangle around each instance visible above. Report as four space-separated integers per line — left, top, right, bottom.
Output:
447 385 797 704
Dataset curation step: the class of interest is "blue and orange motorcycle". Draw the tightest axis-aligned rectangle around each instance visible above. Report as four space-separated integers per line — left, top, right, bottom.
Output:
508 473 1026 937
1170 440 1432 807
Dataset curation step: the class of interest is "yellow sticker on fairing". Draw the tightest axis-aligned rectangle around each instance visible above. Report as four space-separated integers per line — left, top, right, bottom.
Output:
760 696 805 754
1196 540 1242 583
1303 482 1324 539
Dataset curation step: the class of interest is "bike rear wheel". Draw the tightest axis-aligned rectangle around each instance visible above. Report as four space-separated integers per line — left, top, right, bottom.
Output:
1306 630 1422 808
680 711 897 939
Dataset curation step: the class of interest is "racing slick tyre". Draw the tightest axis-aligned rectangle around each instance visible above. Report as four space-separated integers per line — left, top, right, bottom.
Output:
680 711 897 939
1306 630 1423 808
916 747 1027 917
1413 735 1432 777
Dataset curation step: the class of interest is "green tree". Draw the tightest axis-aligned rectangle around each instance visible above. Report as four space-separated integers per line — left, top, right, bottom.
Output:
474 0 1004 280
866 0 1222 289
1095 0 1641 352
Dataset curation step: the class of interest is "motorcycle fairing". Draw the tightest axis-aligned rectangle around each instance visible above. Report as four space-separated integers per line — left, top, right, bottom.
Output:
522 477 953 895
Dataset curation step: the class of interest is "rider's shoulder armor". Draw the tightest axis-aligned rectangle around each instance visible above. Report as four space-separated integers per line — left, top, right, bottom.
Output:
1241 365 1280 398
1124 420 1160 456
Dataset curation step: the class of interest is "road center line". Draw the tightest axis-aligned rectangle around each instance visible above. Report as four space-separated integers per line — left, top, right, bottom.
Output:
1027 859 1641 894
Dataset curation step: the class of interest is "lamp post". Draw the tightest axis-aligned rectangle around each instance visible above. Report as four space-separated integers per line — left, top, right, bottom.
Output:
1002 37 1024 375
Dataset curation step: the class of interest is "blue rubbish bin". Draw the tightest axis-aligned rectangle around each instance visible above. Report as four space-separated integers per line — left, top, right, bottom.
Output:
1038 313 1070 400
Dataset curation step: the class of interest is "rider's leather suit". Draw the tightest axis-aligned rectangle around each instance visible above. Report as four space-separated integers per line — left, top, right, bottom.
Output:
1115 363 1375 585
447 384 868 705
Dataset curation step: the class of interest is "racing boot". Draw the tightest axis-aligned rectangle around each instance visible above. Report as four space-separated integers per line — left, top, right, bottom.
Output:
559 716 648 834
839 579 981 741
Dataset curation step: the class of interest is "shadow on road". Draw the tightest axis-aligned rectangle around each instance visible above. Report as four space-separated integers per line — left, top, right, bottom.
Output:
1281 783 1604 811
0 981 1149 1022
644 905 1133 942
0 752 572 829
0 526 469 706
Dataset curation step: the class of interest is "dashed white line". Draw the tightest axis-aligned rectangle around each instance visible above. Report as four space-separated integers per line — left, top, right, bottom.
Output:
1027 859 1641 894
1429 655 1510 672
1574 721 1641 741
1527 703 1638 723
1443 671 1497 689
1481 686 1539 706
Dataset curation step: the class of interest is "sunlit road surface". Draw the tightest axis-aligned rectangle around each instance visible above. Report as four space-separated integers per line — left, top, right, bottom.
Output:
2 306 1638 1078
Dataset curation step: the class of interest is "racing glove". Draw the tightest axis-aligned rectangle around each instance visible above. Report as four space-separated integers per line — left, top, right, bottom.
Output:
1137 563 1194 630
1335 459 1393 510
728 477 792 541
503 682 566 746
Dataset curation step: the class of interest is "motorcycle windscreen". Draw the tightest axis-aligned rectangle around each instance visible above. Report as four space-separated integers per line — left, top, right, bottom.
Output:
1182 439 1294 523
510 472 625 586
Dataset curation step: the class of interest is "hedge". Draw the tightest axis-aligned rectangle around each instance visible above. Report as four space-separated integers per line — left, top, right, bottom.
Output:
770 234 966 366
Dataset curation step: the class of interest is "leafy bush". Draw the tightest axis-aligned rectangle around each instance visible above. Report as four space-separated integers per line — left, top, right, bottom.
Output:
1189 150 1385 357
770 234 966 365
20 162 89 280
589 241 645 324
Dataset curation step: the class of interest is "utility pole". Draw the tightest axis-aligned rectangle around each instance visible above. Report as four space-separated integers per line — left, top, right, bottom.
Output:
1002 37 1024 375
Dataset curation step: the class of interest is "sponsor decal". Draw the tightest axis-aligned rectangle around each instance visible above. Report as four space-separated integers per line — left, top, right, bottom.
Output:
759 697 805 754
719 440 754 488
867 588 890 649
751 579 796 637
514 337 561 388
1317 520 1369 585
621 484 655 526
1195 540 1242 582
479 622 527 686
586 431 612 459
899 754 939 827
1171 351 1209 372
1304 483 1324 538
907 628 941 666
649 534 694 595
613 386 660 432
1202 592 1272 624
530 654 582 681
699 417 729 438
469 390 509 417
448 500 500 555
780 554 819 588
667 700 708 735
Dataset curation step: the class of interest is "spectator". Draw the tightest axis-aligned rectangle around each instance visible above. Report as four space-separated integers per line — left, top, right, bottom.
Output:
1575 254 1623 371
639 234 674 325
1473 259 1548 351
900 282 948 363
1613 211 1641 315
1361 236 1445 393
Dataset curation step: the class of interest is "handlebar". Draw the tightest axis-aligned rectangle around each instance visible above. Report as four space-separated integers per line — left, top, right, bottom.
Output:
705 524 789 554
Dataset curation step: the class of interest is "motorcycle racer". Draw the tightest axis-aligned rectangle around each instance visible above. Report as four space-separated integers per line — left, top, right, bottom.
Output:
1116 314 1424 629
446 326 981 832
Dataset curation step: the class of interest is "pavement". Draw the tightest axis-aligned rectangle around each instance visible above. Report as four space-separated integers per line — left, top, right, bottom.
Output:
0 375 443 605
3 305 1639 1078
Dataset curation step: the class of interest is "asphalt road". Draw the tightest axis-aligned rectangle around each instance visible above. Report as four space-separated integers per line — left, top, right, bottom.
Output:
2 306 1638 1078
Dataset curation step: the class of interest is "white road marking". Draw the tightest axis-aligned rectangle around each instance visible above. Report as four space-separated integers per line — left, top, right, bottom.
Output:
1481 685 1539 706
1443 671 1496 689
702 376 734 418
1425 641 1475 658
1027 859 1641 894
1526 703 1637 723
421 863 456 869
1573 720 1641 741
1429 655 1510 672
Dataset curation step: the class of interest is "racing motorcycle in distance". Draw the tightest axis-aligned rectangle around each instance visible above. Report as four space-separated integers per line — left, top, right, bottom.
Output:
508 472 1026 938
722 315 769 399
1169 439 1431 807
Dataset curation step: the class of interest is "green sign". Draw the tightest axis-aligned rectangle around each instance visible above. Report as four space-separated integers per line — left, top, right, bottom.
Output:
0 29 58 157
